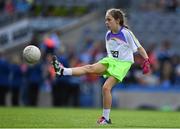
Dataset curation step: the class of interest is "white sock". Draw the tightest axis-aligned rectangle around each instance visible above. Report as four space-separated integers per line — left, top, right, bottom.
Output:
63 68 72 75
102 109 110 121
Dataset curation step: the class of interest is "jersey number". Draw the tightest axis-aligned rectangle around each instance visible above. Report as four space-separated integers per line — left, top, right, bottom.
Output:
111 51 119 58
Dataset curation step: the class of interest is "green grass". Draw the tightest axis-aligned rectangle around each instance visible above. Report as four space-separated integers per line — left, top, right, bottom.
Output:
0 107 180 128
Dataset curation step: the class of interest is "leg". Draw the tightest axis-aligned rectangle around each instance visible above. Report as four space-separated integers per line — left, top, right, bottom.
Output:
0 86 8 106
102 76 118 109
97 76 118 124
71 63 107 76
52 55 107 76
27 83 39 106
11 88 20 106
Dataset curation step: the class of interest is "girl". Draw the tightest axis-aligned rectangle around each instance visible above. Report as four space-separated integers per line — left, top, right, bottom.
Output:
52 8 150 124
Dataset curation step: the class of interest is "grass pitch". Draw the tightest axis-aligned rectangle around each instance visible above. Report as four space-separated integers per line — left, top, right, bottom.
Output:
0 107 180 128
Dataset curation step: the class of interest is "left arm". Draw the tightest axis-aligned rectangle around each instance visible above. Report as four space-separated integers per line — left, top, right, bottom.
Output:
137 46 149 59
137 46 151 74
125 29 150 74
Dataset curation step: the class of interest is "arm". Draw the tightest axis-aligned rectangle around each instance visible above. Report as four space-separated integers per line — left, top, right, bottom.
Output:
125 29 150 74
137 46 149 59
137 46 151 74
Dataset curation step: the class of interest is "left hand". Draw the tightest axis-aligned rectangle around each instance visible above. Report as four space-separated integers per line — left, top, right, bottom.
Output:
141 58 151 74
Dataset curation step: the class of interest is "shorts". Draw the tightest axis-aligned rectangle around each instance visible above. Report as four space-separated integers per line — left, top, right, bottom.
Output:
98 57 132 82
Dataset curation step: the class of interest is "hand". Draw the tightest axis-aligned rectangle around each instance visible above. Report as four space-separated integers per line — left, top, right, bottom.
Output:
141 58 151 74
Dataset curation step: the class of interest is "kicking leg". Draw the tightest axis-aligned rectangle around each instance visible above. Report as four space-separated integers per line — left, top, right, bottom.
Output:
52 55 107 76
71 63 107 76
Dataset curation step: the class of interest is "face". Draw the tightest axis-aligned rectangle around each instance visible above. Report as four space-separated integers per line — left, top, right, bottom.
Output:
105 12 120 32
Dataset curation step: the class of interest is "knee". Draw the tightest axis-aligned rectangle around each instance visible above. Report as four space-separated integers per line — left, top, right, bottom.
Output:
84 65 95 74
102 86 111 93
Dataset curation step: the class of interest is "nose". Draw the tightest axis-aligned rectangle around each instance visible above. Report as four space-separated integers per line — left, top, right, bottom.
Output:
105 21 109 26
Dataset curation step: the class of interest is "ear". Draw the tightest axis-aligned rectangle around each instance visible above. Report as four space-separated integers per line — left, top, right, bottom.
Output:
116 18 120 24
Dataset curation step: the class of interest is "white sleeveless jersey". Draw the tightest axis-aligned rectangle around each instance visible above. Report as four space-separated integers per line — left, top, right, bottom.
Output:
105 27 141 63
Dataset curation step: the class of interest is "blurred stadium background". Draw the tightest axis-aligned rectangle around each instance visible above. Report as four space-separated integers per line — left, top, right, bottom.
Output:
0 0 180 111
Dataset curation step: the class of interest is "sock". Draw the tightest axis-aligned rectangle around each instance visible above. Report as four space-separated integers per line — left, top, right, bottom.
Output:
102 109 110 121
63 68 72 75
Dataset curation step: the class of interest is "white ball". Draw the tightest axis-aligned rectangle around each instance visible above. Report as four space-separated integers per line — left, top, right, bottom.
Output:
23 45 41 64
